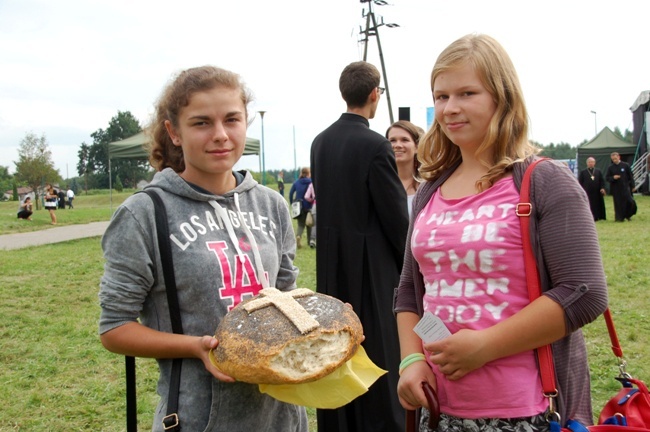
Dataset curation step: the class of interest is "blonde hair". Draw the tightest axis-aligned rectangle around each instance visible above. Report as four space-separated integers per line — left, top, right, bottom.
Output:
418 34 539 188
147 66 253 172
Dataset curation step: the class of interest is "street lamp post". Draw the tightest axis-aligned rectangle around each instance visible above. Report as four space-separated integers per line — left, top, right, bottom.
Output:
293 125 297 180
258 110 266 185
590 110 597 135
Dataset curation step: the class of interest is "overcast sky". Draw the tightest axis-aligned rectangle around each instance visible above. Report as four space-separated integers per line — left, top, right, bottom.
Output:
1 0 648 177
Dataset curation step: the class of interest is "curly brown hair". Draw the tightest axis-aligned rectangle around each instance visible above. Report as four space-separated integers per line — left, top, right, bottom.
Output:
147 66 253 172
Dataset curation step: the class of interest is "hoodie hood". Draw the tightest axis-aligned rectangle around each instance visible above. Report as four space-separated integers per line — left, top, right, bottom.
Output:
296 177 311 186
146 169 270 284
146 168 258 202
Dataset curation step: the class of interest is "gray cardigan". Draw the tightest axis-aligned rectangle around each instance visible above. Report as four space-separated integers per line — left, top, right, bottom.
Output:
394 157 608 425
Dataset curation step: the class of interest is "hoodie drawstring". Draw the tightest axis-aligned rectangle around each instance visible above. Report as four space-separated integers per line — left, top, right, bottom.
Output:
209 194 269 289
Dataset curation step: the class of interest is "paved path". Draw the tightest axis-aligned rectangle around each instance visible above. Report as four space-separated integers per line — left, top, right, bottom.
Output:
0 221 110 251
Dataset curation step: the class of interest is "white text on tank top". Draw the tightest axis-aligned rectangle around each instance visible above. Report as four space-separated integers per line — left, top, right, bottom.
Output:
411 177 547 418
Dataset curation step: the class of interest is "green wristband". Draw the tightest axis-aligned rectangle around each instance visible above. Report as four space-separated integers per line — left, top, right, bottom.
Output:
399 353 426 376
400 353 425 366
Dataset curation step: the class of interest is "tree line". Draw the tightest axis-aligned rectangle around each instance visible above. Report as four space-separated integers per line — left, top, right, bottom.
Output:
2 111 149 203
532 126 633 160
76 110 149 191
1 112 635 201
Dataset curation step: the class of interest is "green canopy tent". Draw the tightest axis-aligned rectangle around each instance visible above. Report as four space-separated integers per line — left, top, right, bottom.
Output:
107 132 261 210
576 127 637 190
108 131 261 159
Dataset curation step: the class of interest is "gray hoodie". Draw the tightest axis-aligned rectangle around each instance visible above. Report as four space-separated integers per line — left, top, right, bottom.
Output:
99 168 308 432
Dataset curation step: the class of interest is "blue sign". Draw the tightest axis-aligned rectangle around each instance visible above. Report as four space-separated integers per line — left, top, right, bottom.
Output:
426 107 435 130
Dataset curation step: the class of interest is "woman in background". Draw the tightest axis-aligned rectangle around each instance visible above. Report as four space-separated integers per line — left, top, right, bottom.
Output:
304 182 316 248
17 196 33 220
44 184 58 224
386 120 423 217
289 167 313 248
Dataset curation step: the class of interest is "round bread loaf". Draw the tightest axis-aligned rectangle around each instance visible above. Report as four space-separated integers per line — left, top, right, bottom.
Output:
211 288 363 384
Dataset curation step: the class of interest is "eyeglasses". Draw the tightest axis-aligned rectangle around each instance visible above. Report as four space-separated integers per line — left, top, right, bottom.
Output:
377 86 385 95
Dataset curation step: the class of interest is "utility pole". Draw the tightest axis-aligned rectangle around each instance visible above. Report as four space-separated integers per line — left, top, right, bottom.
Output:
359 0 399 124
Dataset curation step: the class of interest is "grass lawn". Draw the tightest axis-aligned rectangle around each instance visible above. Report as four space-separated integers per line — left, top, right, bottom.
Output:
0 190 647 431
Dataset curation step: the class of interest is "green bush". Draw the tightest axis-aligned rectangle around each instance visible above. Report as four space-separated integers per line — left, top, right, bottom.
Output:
114 175 124 193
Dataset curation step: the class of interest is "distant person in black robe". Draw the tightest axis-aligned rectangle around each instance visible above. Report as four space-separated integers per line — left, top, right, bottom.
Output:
578 157 606 221
57 189 66 209
606 152 636 222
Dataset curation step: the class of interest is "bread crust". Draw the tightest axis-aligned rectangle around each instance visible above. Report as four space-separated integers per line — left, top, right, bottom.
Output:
212 290 363 384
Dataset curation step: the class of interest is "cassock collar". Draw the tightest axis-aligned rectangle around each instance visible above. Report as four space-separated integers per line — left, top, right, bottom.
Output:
340 112 370 127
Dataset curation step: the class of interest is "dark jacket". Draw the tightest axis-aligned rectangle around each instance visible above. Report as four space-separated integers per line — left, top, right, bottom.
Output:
310 113 408 432
289 177 313 211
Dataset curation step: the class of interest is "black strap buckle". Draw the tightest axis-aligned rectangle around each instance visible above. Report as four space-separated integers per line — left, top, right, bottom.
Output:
162 413 179 430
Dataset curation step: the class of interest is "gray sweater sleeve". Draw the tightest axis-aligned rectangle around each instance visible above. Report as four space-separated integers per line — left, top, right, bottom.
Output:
530 161 609 333
98 195 157 334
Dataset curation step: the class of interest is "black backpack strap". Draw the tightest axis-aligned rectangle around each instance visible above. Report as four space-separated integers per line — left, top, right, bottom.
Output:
145 189 184 336
125 355 137 432
126 189 184 432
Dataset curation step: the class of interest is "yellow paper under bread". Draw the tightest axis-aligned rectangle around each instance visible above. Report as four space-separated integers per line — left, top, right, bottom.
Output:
258 345 386 409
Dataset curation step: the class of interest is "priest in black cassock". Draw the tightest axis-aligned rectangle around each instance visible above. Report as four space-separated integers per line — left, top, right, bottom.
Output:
311 61 408 432
578 157 606 221
606 152 636 222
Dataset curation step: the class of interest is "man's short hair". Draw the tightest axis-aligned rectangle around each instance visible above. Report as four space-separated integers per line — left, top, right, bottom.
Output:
339 61 381 108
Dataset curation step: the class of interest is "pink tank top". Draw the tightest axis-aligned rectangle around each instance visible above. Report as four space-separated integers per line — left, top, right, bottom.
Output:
412 176 547 418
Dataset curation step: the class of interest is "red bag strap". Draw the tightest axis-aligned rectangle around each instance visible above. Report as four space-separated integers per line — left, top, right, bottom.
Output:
519 159 623 399
519 158 557 396
603 308 623 358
